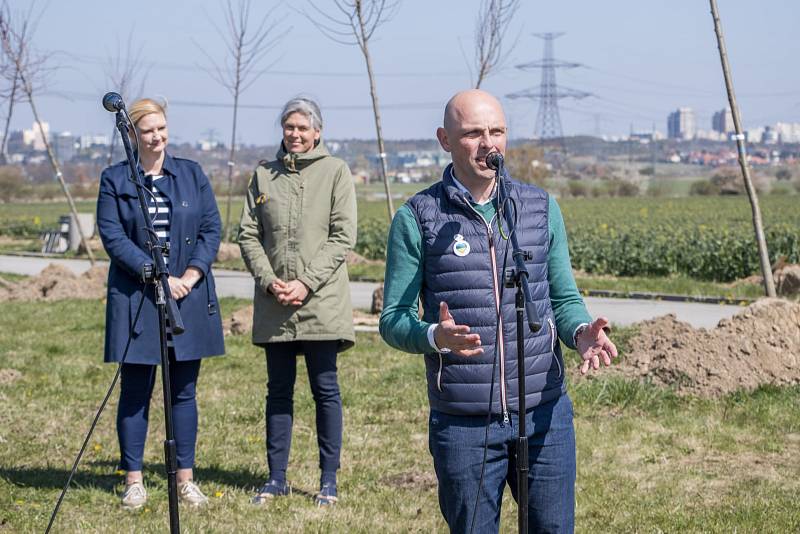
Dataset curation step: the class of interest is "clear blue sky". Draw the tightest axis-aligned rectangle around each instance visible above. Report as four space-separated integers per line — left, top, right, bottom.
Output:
6 0 800 144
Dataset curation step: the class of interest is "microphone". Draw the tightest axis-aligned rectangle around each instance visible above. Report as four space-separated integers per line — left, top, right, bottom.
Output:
485 151 504 170
102 92 125 112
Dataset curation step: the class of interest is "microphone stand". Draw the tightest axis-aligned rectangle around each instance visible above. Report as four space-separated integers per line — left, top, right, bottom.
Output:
115 109 185 534
494 160 541 534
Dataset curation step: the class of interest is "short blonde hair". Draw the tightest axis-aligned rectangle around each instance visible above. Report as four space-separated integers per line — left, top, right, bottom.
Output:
128 98 167 126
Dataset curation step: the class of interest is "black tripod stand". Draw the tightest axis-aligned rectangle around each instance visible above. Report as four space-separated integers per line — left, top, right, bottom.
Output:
114 103 185 534
488 153 542 534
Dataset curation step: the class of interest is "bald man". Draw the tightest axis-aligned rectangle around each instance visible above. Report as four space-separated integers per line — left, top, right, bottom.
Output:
379 90 617 533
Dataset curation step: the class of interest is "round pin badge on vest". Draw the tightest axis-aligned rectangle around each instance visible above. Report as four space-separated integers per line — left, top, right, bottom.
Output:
453 234 471 257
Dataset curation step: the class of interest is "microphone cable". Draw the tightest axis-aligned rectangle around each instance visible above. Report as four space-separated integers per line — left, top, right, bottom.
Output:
46 119 159 532
45 292 146 533
468 181 519 534
45 99 171 534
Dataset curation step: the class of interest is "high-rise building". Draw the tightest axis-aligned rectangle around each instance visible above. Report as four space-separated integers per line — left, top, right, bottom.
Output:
775 122 800 143
22 121 49 151
79 134 110 148
712 108 734 134
667 108 695 140
53 132 77 162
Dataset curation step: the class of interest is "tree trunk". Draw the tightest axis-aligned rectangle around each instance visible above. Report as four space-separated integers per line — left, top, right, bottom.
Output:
709 0 775 297
29 93 95 265
223 38 244 243
475 63 488 90
0 74 16 164
224 89 239 242
107 124 118 166
357 4 394 221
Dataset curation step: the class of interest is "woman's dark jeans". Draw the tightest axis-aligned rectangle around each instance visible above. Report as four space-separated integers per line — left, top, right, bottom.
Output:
264 340 342 484
116 357 202 471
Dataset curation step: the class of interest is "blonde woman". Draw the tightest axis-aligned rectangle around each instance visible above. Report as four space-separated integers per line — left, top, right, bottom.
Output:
97 98 224 509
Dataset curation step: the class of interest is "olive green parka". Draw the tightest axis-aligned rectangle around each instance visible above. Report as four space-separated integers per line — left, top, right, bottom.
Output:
238 141 357 351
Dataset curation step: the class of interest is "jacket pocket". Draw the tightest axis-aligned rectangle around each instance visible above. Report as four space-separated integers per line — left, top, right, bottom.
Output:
130 292 144 336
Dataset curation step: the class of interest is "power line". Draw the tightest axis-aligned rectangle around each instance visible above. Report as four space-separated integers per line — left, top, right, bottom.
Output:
40 90 443 111
57 51 468 78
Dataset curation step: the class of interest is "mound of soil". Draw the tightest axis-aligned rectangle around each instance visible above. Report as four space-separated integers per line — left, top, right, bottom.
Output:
346 250 381 265
0 264 108 302
215 242 242 263
728 264 800 298
776 265 800 297
371 285 383 314
224 304 254 336
617 298 800 397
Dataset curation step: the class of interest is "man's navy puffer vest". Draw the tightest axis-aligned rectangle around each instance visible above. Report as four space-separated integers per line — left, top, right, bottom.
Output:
406 164 566 416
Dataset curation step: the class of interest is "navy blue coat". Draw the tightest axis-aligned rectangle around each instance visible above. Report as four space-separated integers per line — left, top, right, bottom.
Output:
97 153 225 364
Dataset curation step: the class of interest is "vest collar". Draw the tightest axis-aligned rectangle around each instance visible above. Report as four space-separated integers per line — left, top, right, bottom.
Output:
441 163 511 208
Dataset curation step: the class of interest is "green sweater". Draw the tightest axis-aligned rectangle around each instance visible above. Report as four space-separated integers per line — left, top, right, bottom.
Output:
379 195 591 354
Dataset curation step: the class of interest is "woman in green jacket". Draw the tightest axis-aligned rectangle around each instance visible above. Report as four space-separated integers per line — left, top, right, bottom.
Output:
238 97 357 507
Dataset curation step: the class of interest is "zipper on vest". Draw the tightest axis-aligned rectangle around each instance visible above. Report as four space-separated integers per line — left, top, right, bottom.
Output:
548 317 561 378
436 353 443 392
462 196 508 420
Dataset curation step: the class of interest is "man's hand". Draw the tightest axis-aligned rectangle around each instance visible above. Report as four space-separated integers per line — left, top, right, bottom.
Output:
433 301 483 357
576 317 618 375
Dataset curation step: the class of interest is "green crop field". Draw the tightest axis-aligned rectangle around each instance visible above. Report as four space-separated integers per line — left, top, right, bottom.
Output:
561 195 799 282
351 193 799 283
1 192 795 287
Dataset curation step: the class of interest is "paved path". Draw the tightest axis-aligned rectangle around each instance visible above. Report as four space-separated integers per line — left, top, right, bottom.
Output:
0 255 744 329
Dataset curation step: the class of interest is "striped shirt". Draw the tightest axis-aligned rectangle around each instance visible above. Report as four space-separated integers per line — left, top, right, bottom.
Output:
147 175 171 266
146 174 174 346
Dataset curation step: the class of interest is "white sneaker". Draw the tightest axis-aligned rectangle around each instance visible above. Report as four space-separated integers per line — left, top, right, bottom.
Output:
121 480 147 510
178 480 208 507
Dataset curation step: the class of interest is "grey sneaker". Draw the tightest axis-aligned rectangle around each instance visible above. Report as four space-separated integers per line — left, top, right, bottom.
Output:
178 480 208 507
121 480 147 510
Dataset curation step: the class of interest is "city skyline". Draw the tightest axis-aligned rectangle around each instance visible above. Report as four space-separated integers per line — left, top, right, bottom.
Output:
4 0 799 144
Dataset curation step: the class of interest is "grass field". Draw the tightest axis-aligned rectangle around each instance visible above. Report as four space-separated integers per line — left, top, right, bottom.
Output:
1 299 799 532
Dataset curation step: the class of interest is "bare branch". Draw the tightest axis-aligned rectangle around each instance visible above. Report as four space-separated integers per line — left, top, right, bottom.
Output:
196 0 287 241
0 0 96 264
302 0 400 221
105 29 148 101
474 0 519 89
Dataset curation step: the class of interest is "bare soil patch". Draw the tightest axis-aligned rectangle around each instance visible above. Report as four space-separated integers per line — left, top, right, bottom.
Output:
614 298 800 397
0 263 107 301
381 470 437 491
0 368 22 385
223 303 254 336
215 242 241 263
346 250 381 265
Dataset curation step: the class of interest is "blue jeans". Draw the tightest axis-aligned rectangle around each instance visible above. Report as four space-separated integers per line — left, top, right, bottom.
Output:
428 393 576 534
116 357 202 471
264 341 342 483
